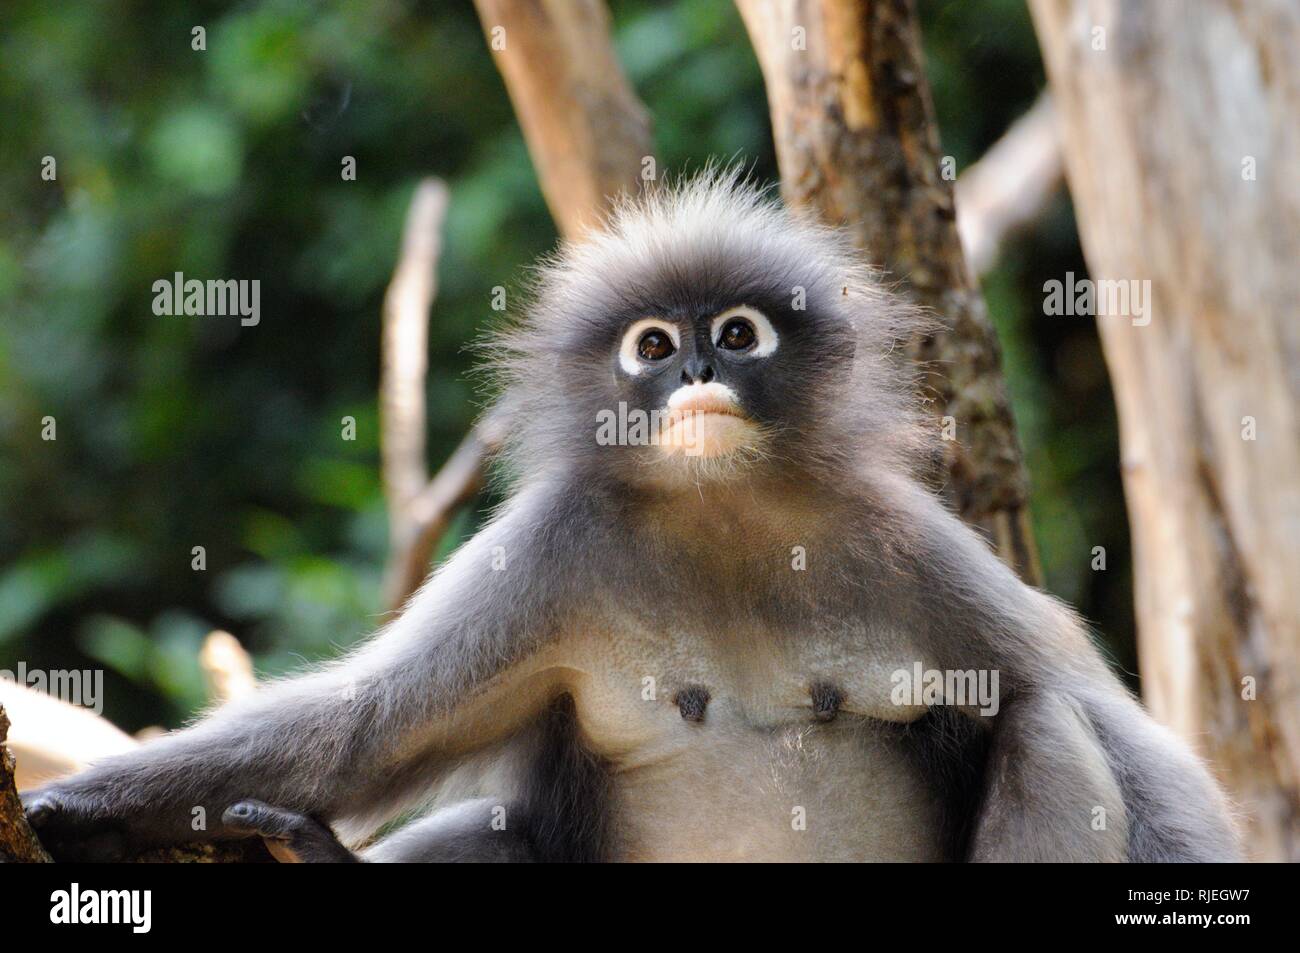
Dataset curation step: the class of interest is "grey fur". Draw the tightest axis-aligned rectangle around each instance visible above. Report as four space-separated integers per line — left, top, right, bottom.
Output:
24 169 1241 862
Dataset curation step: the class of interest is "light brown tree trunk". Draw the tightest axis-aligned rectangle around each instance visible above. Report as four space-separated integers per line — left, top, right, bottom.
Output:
1030 0 1300 860
736 0 1041 582
473 0 654 239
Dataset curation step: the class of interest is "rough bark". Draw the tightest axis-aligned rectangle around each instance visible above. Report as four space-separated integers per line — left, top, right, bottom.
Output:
473 0 654 238
0 705 52 862
1030 0 1300 860
736 0 1041 582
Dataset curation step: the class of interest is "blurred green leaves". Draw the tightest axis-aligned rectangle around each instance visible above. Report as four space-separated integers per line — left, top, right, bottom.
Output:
79 612 209 716
208 7 312 125
0 536 140 645
147 106 244 197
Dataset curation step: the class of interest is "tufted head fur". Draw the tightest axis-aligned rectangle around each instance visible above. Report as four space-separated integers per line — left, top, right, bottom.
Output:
483 167 932 494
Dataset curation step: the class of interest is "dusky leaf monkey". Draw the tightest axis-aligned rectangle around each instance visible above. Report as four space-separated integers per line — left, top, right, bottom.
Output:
25 171 1240 862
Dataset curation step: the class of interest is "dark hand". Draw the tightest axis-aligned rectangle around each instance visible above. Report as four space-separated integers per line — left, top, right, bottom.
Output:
23 784 132 862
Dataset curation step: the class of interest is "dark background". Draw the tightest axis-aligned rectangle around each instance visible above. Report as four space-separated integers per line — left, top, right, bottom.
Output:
0 0 1131 730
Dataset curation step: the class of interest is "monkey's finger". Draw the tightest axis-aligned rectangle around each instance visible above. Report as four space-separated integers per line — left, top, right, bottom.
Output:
223 800 357 862
23 786 103 832
21 788 130 861
221 799 306 838
23 789 63 828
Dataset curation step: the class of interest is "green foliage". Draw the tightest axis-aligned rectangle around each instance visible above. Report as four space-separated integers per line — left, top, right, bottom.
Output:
0 0 1131 729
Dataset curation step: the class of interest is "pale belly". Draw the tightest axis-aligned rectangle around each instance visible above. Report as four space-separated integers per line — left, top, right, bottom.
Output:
608 718 945 862
559 624 947 862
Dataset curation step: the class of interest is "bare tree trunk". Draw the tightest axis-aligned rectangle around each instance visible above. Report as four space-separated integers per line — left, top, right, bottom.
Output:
736 0 1041 582
473 0 653 238
1030 0 1300 860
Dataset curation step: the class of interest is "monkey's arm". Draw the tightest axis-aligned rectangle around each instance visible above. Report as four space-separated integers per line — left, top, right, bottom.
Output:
967 684 1242 861
24 485 579 860
886 478 1242 862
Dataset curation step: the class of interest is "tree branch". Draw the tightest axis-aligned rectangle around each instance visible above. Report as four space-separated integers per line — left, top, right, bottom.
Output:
0 705 51 862
199 629 256 704
956 93 1061 278
384 418 502 612
1030 0 1300 860
380 178 451 611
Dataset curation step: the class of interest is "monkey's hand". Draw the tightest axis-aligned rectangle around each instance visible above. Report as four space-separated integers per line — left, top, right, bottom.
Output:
19 680 364 862
23 782 137 862
222 800 360 863
23 785 359 862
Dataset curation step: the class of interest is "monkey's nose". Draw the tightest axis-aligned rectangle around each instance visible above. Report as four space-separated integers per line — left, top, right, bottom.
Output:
681 364 715 385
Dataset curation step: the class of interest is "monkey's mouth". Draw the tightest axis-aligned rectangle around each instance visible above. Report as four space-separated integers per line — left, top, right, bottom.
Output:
659 384 756 459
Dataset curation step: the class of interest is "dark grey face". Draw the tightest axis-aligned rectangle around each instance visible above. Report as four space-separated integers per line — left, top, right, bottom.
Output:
615 303 779 410
548 260 859 484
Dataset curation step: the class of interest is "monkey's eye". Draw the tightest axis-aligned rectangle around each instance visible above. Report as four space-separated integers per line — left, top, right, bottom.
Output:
710 307 779 358
638 329 676 361
619 319 681 375
717 319 756 351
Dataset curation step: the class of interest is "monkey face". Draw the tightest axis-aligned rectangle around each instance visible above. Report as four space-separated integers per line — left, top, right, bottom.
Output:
589 274 863 488
615 306 780 461
488 170 927 491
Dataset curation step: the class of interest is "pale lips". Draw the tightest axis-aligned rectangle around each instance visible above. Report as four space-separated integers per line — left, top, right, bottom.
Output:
660 383 753 457
665 385 746 424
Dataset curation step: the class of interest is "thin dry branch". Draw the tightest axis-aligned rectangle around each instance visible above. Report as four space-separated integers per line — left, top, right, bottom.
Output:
380 179 451 610
199 629 256 704
384 420 501 612
956 93 1061 278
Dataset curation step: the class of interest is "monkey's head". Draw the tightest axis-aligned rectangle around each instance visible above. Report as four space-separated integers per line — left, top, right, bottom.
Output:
488 168 928 492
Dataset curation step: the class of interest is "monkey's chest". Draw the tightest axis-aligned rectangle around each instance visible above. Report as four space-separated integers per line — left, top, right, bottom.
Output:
562 625 945 861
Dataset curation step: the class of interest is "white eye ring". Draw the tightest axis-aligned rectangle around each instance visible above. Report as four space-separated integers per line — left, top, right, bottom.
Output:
711 306 778 357
619 319 680 375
